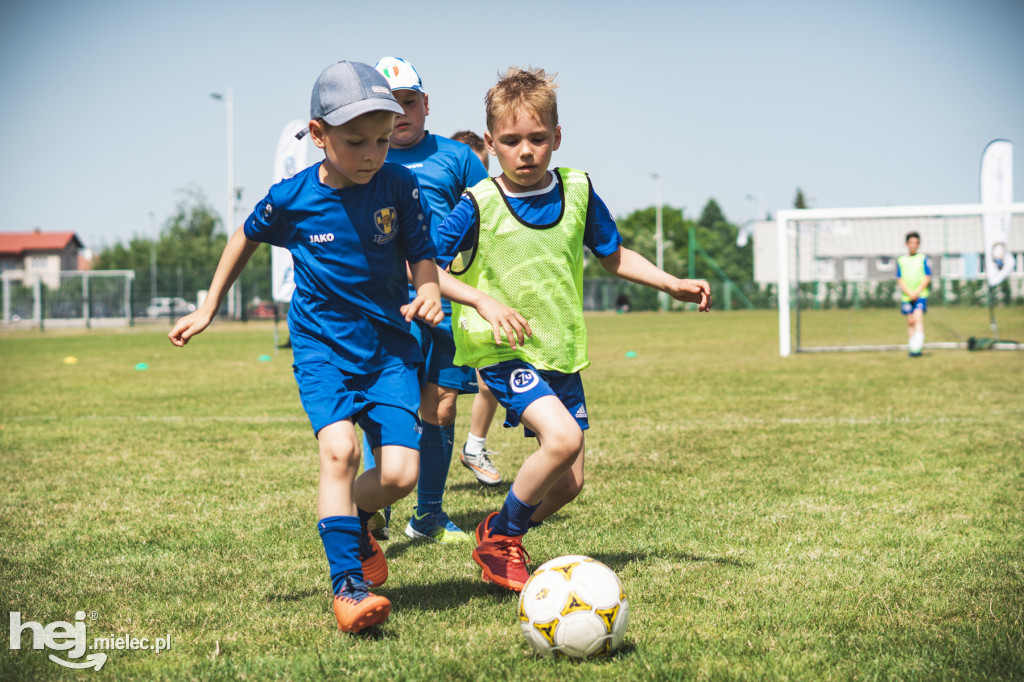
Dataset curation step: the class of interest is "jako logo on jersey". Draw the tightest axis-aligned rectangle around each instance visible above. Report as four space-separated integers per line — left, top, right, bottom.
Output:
373 207 398 244
509 369 539 393
309 233 334 244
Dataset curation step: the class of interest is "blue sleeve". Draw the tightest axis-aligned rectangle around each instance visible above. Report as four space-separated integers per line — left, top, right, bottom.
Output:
584 185 623 258
397 173 437 263
463 147 488 188
244 190 292 247
923 256 931 275
895 261 902 279
434 194 478 269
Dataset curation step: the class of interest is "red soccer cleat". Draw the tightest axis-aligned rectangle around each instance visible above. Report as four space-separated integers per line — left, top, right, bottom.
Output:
472 512 531 592
359 523 388 587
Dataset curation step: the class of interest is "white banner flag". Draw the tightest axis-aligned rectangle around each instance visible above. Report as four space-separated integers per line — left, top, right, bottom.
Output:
980 139 1014 287
271 120 311 303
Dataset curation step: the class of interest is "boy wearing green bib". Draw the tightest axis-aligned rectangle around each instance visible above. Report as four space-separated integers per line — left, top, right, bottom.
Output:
433 67 712 592
897 231 931 357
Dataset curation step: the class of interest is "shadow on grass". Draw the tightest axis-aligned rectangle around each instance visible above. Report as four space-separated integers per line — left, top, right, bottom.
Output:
383 575 520 613
589 549 752 570
266 588 323 602
444 479 510 494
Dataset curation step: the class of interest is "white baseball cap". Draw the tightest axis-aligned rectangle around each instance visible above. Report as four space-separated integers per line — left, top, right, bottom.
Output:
374 56 425 93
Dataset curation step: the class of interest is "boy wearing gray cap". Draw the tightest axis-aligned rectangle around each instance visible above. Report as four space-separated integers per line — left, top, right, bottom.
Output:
169 61 528 632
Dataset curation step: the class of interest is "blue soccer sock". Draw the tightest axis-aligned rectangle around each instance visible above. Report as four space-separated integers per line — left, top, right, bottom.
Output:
361 433 376 472
356 507 375 528
317 515 363 594
416 422 454 515
492 488 541 537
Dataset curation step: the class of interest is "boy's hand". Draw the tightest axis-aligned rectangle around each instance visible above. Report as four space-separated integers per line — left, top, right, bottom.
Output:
168 309 214 347
474 295 532 349
401 295 444 327
668 278 713 312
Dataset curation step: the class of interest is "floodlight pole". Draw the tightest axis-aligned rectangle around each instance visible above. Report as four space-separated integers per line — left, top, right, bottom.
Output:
651 173 668 311
745 193 764 221
148 211 158 303
211 89 237 318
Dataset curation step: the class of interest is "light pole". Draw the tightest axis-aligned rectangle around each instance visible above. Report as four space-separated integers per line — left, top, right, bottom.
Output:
211 89 236 318
745 193 764 220
651 173 668 311
740 193 764 248
148 211 158 303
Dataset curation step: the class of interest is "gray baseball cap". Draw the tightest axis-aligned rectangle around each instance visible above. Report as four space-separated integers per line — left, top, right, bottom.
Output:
296 61 403 138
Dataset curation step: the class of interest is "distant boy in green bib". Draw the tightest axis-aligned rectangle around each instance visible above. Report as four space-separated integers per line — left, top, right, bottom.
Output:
433 67 712 592
897 231 931 357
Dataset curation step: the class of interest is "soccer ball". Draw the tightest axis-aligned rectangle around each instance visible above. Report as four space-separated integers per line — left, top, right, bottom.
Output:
518 555 629 660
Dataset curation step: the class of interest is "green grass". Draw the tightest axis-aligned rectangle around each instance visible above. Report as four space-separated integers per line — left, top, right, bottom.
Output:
1 311 1022 680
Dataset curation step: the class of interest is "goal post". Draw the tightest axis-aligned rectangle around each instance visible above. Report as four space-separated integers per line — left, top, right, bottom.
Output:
775 202 1024 356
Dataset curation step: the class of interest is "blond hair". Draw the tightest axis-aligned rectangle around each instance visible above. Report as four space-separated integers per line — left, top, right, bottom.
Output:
485 67 559 132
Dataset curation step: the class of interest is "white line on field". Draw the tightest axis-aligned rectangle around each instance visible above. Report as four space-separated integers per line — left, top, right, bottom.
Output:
9 415 300 423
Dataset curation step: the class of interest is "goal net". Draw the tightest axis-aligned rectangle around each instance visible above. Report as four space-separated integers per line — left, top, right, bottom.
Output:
772 203 1024 356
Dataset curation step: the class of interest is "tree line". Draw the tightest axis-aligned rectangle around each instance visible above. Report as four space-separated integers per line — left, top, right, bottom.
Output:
94 188 759 309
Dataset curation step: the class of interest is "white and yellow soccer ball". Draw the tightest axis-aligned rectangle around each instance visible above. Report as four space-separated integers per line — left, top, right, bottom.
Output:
518 555 629 660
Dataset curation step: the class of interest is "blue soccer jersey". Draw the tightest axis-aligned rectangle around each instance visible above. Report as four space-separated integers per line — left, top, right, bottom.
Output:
244 162 436 374
434 169 623 269
386 132 488 314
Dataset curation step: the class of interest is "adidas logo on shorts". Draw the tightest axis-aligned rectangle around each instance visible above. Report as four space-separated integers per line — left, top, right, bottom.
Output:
574 405 588 419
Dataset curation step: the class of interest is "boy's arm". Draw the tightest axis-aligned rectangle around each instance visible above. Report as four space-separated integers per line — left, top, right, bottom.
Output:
915 273 932 298
599 246 712 311
402 259 444 327
169 226 260 346
436 267 531 349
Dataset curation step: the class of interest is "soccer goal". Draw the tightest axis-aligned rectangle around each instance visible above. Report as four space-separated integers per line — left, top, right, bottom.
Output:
772 203 1024 356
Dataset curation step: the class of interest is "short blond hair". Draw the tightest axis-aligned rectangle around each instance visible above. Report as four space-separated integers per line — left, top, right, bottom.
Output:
485 67 559 132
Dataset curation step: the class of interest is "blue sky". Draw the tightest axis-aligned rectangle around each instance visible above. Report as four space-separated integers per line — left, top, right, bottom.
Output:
1 0 1022 252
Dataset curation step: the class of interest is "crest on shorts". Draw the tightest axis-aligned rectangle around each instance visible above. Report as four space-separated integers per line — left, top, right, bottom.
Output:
373 207 398 244
510 368 539 393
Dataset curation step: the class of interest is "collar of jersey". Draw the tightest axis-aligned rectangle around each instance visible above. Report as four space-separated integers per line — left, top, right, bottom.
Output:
501 170 558 199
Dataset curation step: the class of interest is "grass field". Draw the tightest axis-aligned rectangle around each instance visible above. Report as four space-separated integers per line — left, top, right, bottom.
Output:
2 311 1022 680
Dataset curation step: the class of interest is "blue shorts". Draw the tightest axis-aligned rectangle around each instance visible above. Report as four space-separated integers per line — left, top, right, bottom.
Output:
411 318 478 393
901 299 928 315
477 359 589 438
293 360 422 449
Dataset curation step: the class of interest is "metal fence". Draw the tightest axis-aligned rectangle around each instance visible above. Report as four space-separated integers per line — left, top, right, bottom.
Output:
2 270 135 329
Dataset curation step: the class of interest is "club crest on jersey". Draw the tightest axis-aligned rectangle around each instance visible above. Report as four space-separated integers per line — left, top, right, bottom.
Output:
373 207 398 244
509 368 539 393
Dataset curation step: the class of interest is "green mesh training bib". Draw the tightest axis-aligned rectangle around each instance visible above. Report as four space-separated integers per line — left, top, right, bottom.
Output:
897 253 929 302
450 167 591 373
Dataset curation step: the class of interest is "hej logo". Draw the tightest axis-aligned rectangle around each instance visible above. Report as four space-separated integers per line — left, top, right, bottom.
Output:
10 611 106 670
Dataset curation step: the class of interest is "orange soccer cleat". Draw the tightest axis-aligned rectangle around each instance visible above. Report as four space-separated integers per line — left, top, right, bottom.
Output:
472 511 532 592
359 523 388 587
332 576 391 633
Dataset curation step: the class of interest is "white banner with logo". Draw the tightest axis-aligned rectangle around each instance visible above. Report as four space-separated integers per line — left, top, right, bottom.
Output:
980 139 1014 287
271 120 311 303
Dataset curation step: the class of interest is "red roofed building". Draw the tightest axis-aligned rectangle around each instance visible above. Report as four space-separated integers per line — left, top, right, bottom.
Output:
0 229 84 289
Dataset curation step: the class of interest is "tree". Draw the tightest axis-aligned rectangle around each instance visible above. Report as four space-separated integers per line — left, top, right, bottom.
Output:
93 187 273 309
794 187 809 209
607 199 753 285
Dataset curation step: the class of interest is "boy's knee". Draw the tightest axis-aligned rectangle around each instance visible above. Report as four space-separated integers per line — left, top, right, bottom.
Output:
545 428 584 465
319 438 360 473
422 387 458 426
380 469 417 497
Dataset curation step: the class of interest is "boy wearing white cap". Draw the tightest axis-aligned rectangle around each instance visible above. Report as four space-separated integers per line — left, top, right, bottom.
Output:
169 61 527 632
366 57 497 546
